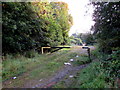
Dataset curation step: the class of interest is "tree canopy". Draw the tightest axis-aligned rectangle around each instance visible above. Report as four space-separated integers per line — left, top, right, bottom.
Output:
92 2 120 53
2 2 73 54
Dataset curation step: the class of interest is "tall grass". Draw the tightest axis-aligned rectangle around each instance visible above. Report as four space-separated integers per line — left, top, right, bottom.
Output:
2 52 43 81
72 61 110 88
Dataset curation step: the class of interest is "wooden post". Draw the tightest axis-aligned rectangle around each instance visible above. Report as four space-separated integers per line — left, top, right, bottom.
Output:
87 48 91 61
82 47 91 61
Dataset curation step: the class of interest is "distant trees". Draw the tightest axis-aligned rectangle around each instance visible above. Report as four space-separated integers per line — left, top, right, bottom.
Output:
92 2 120 53
70 32 95 46
2 2 73 54
70 33 83 46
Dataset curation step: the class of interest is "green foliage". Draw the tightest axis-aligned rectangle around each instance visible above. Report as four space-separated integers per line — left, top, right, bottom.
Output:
2 48 80 85
92 2 120 53
70 32 95 45
73 55 91 65
82 33 95 45
2 57 26 81
72 62 109 88
100 49 120 87
70 34 83 45
24 50 36 58
90 3 120 87
91 47 120 87
69 52 77 57
2 2 73 54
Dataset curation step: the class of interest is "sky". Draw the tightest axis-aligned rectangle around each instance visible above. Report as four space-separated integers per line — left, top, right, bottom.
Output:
55 0 95 36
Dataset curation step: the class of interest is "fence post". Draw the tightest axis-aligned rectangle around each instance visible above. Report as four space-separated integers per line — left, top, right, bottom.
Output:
87 47 91 61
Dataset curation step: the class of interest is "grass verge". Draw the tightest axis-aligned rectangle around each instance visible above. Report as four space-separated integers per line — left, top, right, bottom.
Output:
2 50 69 81
71 61 110 88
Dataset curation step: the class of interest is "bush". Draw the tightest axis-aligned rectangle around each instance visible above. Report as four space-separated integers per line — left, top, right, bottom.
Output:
24 50 36 58
100 50 120 86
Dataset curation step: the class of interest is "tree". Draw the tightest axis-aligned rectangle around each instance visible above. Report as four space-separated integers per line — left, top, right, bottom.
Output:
92 2 120 53
50 2 73 45
70 33 83 45
2 2 73 54
81 32 95 45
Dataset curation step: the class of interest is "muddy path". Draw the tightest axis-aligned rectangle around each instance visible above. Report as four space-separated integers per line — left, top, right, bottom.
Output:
32 64 88 88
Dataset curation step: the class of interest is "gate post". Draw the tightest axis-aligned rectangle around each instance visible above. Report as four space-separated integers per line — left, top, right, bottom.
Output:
87 47 91 61
82 47 91 61
41 47 43 54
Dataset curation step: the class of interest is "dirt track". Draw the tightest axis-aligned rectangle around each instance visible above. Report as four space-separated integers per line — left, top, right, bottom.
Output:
31 46 95 88
32 64 88 88
3 46 95 88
